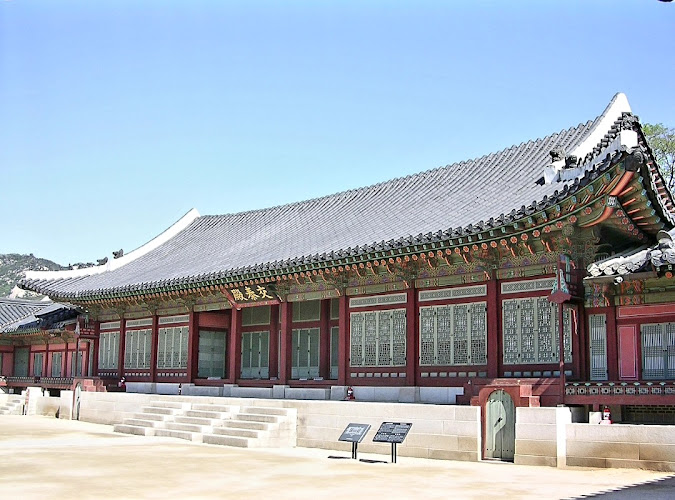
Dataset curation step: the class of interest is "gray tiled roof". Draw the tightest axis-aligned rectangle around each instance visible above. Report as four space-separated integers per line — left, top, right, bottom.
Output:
588 228 675 278
0 298 68 333
20 95 673 299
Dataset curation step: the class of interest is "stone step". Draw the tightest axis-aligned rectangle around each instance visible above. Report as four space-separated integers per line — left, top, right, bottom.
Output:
202 434 251 448
222 420 271 431
165 422 212 433
145 401 191 410
241 406 288 416
185 409 231 419
192 404 234 413
141 406 181 416
174 416 225 427
124 418 165 428
154 428 203 443
211 427 261 439
236 413 281 423
132 412 167 421
114 424 156 437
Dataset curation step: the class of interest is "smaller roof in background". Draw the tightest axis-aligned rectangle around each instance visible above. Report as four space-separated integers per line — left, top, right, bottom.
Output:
0 298 77 334
587 228 675 278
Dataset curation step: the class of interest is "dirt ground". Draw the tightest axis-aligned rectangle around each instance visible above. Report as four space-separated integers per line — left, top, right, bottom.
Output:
0 415 672 500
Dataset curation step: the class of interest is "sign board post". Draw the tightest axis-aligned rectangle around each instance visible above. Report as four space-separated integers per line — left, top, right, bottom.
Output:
338 423 371 460
373 422 412 463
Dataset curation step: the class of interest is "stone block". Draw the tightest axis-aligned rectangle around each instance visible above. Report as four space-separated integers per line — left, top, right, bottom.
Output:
442 420 480 437
516 407 557 425
567 441 639 460
231 387 273 398
566 456 606 468
453 405 479 422
155 383 180 395
59 390 73 420
404 418 443 435
515 438 556 457
428 449 478 462
272 385 289 399
221 384 236 397
125 382 155 394
330 386 347 400
514 454 557 467
639 444 675 462
515 423 556 440
285 388 330 400
457 436 479 453
419 387 462 404
398 386 420 403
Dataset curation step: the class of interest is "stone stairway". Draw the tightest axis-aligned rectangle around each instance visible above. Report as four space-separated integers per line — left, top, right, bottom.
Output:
114 398 296 448
0 395 25 415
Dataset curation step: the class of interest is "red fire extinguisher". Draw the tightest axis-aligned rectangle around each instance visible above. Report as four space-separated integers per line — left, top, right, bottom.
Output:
345 386 355 401
601 405 612 424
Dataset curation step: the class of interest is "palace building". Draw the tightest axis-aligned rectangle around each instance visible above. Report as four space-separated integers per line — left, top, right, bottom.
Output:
8 93 675 425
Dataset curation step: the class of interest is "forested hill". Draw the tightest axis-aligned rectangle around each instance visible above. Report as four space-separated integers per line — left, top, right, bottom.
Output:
0 253 64 298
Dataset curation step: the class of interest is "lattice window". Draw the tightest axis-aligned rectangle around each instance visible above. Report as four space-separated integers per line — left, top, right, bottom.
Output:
350 308 406 367
350 313 364 366
124 328 152 369
437 306 453 365
378 311 392 365
157 326 189 369
420 307 436 365
363 312 377 366
240 330 269 378
453 305 469 365
330 326 339 379
418 302 487 366
51 352 63 377
502 298 573 365
470 303 487 365
502 301 520 364
33 353 43 377
98 331 119 370
392 309 407 366
536 297 555 363
641 322 675 380
70 351 84 377
292 328 320 379
589 314 608 381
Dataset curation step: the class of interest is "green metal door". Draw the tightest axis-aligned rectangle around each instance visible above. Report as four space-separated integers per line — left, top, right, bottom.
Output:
13 348 29 377
485 390 515 461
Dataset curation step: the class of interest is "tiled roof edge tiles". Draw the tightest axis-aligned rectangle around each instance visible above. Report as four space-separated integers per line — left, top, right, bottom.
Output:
24 208 201 281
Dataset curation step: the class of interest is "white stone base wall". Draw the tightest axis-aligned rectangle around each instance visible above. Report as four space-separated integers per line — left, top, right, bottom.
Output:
292 400 481 461
567 423 675 472
514 407 559 467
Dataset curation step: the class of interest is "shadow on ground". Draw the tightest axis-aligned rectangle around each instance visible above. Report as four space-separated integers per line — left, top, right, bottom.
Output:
567 475 675 499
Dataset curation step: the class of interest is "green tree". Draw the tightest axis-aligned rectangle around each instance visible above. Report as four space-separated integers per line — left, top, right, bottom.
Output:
643 123 675 193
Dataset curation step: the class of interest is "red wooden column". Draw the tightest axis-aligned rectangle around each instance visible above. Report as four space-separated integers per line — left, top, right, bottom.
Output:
279 302 292 384
269 305 280 379
118 317 126 380
605 306 619 380
486 277 500 378
405 287 417 385
227 308 242 382
150 314 159 382
187 311 199 382
63 337 70 377
319 299 331 380
337 295 348 386
573 304 586 380
43 340 50 377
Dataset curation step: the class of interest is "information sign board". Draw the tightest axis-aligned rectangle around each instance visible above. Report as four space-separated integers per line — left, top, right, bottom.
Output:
338 423 371 443
373 422 412 444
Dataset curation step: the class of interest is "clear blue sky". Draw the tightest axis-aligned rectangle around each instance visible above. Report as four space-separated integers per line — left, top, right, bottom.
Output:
1 1 673 266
